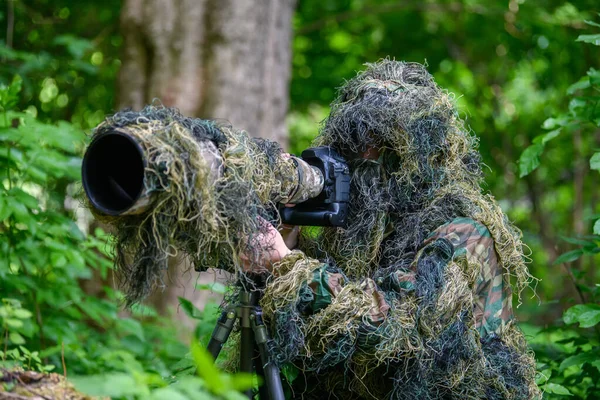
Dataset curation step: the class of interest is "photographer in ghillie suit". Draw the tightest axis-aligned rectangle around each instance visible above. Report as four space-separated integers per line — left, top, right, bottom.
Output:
254 60 540 399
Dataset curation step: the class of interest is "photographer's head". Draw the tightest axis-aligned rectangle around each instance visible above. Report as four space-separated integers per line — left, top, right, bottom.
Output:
315 59 482 187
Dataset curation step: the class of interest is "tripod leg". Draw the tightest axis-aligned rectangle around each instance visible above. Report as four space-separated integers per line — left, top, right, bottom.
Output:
240 326 255 399
253 345 269 400
251 310 285 400
207 309 236 360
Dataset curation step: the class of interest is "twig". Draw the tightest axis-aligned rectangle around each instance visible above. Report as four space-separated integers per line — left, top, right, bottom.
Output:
6 0 15 49
61 341 66 379
558 262 586 304
0 391 40 399
14 376 52 400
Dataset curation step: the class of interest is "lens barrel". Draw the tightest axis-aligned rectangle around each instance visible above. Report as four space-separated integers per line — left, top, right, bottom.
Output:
82 130 148 215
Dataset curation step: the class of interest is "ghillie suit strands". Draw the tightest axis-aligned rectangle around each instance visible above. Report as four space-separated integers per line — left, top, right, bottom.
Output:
260 60 540 399
87 61 539 399
86 105 313 305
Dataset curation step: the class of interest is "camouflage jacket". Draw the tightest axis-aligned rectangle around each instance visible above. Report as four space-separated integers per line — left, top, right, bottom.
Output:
304 217 512 337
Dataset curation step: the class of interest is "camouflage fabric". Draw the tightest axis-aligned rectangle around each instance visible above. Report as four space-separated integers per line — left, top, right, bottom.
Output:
425 217 513 337
308 264 345 312
274 154 324 205
304 217 510 337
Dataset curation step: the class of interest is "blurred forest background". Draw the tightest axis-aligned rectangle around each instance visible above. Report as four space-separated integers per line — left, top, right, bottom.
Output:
1 0 599 398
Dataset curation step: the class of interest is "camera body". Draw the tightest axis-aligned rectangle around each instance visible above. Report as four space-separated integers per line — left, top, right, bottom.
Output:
280 146 350 227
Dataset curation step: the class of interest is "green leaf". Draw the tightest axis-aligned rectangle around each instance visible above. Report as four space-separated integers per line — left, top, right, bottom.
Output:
568 98 587 115
178 297 202 319
196 282 227 294
588 68 600 87
5 318 24 328
518 143 544 177
577 34 600 45
567 77 591 94
71 373 141 397
560 236 592 246
590 152 600 171
536 369 551 386
9 332 25 345
532 129 561 145
553 249 584 264
544 383 572 396
191 339 224 394
0 197 9 220
282 363 300 383
118 318 146 342
149 388 189 400
559 352 598 371
13 309 33 319
170 354 195 374
584 19 600 28
0 75 23 110
564 304 600 324
594 220 600 235
9 188 39 210
228 372 256 392
578 310 600 328
541 118 567 130
6 197 31 224
53 35 94 59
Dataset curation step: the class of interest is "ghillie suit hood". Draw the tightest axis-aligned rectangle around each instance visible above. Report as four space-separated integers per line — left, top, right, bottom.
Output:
313 60 532 290
260 61 539 399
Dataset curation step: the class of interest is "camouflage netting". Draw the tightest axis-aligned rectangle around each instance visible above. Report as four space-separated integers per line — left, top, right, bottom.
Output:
259 60 540 399
88 105 300 305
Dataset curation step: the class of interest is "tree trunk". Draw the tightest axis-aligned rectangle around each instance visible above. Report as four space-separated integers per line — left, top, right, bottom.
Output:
118 0 294 145
117 0 295 331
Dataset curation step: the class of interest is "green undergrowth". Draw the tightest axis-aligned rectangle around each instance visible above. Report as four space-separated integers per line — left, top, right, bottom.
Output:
519 16 600 399
0 76 246 399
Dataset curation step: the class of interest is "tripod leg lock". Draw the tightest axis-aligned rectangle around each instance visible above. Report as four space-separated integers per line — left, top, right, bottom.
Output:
208 308 237 359
250 310 269 344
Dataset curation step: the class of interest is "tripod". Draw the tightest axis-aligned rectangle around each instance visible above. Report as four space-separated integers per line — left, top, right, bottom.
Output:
207 282 285 400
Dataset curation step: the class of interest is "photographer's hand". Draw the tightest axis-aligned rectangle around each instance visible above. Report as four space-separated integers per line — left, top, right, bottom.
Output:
240 217 292 273
279 204 299 249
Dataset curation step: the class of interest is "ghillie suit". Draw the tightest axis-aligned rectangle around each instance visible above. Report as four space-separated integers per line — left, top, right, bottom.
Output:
86 62 539 399
87 105 310 305
260 60 540 399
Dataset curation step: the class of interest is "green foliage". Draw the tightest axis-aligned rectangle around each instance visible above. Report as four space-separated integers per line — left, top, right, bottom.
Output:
287 104 329 156
0 298 31 347
71 343 251 400
0 0 121 128
529 300 600 399
0 75 209 394
178 290 222 346
518 14 600 399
